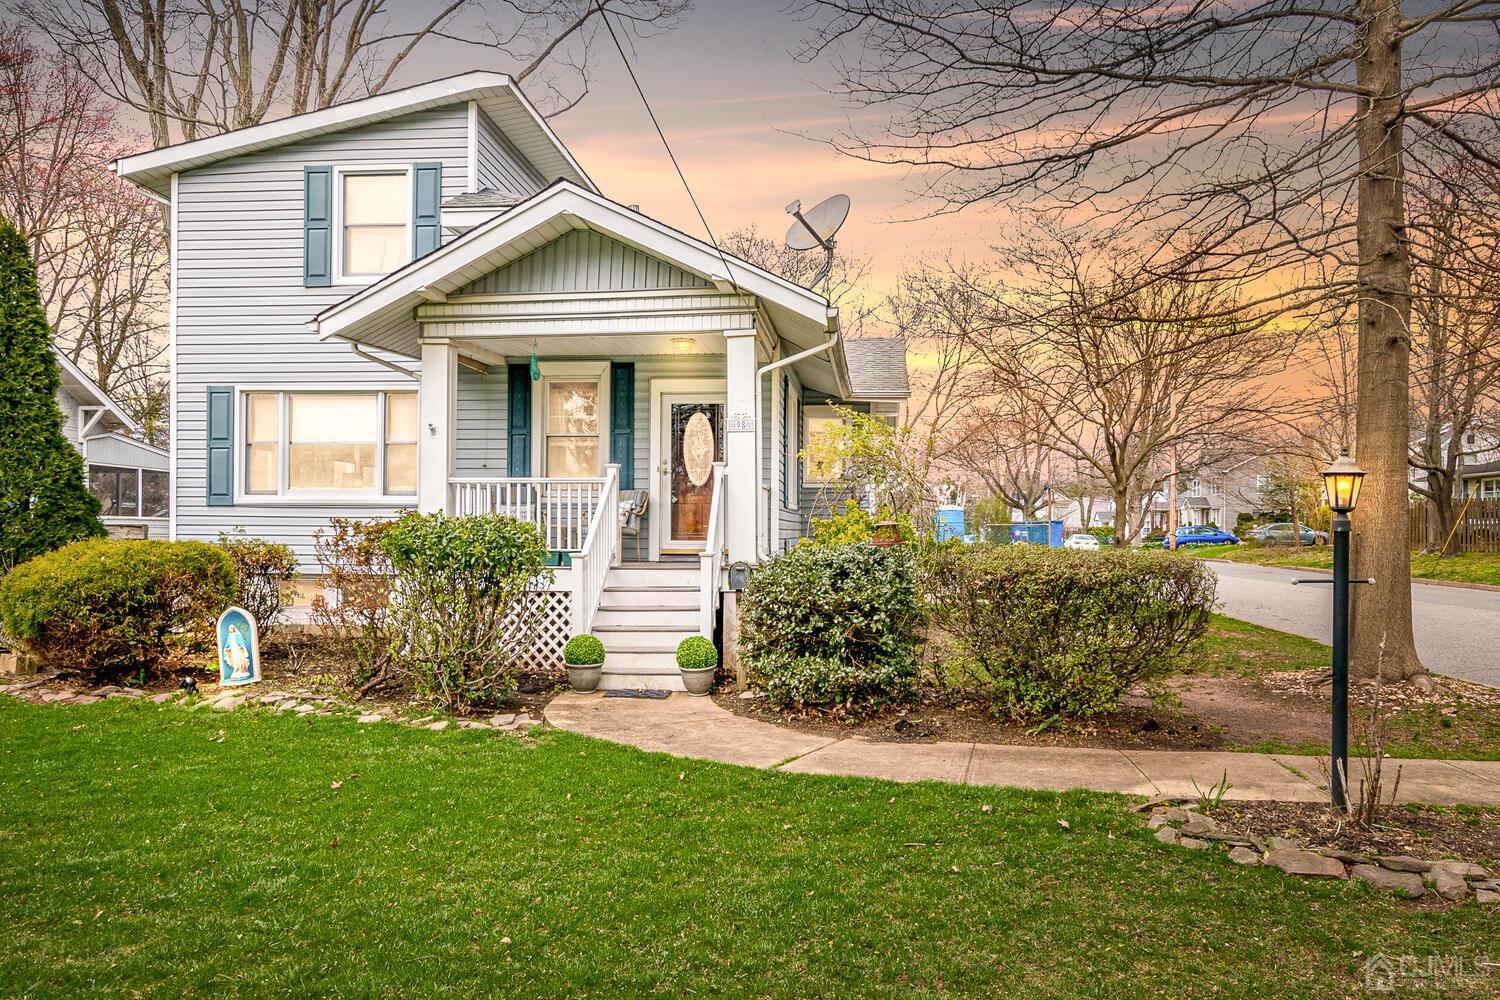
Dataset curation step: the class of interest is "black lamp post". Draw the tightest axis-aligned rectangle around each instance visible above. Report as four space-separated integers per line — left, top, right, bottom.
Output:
1320 450 1366 811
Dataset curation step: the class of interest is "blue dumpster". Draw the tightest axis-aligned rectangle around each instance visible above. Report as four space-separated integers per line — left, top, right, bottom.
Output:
934 505 965 542
1006 520 1064 547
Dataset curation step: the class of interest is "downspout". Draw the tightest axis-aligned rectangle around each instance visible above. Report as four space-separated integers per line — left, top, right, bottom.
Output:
754 328 840 560
348 341 418 379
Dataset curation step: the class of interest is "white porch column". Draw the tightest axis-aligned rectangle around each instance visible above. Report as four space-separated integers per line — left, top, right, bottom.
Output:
418 341 456 514
723 328 759 564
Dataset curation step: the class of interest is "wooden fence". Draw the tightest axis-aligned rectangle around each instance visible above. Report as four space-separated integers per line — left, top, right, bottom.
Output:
1409 499 1500 553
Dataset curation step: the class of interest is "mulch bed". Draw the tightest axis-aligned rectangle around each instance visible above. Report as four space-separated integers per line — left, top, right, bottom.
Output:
1206 800 1500 868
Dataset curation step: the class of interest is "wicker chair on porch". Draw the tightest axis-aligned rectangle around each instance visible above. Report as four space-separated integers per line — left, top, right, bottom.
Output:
619 489 648 562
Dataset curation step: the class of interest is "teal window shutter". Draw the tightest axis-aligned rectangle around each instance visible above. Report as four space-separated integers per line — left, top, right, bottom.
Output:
780 373 790 505
507 363 531 476
303 166 332 287
206 386 234 505
609 363 635 488
412 162 442 258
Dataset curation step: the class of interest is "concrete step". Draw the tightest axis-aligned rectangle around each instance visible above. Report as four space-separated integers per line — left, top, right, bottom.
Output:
598 666 685 692
593 607 699 630
596 626 697 652
599 649 680 670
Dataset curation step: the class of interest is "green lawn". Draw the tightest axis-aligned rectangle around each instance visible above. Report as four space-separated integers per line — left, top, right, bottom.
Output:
1190 544 1500 586
2 700 1496 998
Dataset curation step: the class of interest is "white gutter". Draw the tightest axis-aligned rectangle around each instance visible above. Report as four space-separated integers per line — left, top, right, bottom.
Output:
753 329 841 559
348 341 417 379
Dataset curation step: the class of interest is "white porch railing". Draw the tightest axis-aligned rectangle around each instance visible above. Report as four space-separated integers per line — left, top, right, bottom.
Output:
571 464 621 635
448 476 607 552
699 463 728 637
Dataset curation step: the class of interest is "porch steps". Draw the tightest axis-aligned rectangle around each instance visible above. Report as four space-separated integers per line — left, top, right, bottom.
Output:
593 562 702 692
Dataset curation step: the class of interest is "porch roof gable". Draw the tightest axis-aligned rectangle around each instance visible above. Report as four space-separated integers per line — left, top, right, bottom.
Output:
308 181 840 361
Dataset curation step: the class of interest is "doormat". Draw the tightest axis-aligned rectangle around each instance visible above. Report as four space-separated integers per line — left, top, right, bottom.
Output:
603 689 671 700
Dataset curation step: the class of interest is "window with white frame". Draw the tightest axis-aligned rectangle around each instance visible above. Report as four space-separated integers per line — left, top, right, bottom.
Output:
803 404 842 481
340 170 409 278
243 390 417 497
89 466 168 518
544 380 602 477
1479 477 1500 499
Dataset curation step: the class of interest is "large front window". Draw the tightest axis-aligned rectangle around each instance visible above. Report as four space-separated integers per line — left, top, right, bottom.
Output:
243 391 416 497
341 171 408 277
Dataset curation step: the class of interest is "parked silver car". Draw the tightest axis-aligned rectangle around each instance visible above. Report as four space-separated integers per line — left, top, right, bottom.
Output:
1248 522 1328 545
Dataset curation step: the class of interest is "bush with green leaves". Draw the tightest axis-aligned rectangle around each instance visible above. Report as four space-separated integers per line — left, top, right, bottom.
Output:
218 530 297 642
739 543 924 715
310 517 398 693
924 544 1215 719
0 539 234 679
806 500 915 547
564 634 605 666
380 512 551 711
676 635 717 671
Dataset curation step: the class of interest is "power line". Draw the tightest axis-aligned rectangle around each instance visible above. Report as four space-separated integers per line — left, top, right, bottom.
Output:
592 0 743 297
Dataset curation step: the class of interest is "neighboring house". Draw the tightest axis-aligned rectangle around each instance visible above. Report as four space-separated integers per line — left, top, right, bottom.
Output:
1410 426 1500 500
54 347 169 539
112 71 910 689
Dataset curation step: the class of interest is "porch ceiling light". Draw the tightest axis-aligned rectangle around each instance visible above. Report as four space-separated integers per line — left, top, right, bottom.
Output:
672 336 695 354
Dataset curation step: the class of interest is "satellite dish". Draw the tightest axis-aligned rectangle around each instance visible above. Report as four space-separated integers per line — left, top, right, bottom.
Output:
785 194 850 251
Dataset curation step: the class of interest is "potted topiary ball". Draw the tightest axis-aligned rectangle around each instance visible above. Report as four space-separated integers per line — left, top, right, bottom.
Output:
563 634 605 693
676 635 717 696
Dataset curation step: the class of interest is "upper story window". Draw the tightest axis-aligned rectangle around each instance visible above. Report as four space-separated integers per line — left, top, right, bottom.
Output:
340 170 410 279
243 390 417 498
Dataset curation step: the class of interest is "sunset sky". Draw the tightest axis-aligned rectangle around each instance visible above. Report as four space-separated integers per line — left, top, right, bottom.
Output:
417 0 986 305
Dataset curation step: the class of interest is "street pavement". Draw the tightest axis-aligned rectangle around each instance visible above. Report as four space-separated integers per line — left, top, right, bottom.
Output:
1208 560 1500 688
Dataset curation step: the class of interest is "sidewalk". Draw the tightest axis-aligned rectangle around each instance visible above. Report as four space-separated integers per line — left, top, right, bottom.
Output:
544 692 1500 805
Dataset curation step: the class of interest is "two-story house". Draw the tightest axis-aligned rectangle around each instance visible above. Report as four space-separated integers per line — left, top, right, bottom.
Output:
112 71 909 689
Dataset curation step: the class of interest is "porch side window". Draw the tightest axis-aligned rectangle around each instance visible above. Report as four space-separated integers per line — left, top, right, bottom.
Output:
545 380 601 477
803 404 842 482
243 390 416 497
88 465 136 516
341 171 408 277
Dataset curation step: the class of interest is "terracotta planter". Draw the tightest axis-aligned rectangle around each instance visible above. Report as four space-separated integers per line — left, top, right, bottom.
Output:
566 662 601 693
679 666 714 696
870 521 902 547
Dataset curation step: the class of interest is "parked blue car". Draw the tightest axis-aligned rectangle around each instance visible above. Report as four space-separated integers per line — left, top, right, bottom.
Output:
1163 525 1240 548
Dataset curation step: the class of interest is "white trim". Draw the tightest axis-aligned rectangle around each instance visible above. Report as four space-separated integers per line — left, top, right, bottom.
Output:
311 183 835 342
332 164 414 286
531 360 611 479
111 71 597 196
648 378 728 560
233 386 418 504
465 100 479 194
168 172 179 541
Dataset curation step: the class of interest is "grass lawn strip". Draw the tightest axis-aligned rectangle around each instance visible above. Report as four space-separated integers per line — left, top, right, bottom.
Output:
1190 544 1500 587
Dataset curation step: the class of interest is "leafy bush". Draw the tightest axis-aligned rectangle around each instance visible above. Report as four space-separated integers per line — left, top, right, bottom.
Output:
218 530 297 641
1086 526 1115 544
0 539 234 678
924 544 1215 718
564 634 604 666
676 635 717 671
310 517 398 693
806 500 917 547
381 512 550 710
739 543 924 715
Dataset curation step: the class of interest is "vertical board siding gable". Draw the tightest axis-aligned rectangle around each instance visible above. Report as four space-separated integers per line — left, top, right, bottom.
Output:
457 229 714 295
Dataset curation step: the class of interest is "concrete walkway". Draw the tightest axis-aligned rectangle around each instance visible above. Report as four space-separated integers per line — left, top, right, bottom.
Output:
545 692 1500 805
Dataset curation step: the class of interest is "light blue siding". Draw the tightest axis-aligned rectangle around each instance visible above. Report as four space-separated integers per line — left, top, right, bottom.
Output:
475 109 545 196
174 104 470 568
457 229 713 295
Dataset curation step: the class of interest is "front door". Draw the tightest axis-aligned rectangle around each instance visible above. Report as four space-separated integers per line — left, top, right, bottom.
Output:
661 394 725 548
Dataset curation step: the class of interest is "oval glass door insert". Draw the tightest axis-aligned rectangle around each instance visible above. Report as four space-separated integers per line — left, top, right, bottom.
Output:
683 411 715 486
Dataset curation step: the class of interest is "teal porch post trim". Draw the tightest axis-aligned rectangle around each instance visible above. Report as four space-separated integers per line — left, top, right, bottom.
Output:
412 162 442 258
609 362 635 489
507 363 532 476
205 386 234 505
303 166 332 287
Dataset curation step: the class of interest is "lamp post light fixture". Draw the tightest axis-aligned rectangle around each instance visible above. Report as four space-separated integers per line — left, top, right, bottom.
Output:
1320 449 1366 812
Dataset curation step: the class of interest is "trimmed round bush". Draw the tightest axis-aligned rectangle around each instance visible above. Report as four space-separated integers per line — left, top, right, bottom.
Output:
676 635 717 671
739 543 924 715
0 538 235 678
924 544 1216 719
564 634 605 666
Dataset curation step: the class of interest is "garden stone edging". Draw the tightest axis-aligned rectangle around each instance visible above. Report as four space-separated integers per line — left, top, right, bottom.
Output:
1145 803 1496 904
0 681 544 736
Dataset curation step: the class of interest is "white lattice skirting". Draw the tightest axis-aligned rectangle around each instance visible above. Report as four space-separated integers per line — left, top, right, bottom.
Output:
519 589 572 672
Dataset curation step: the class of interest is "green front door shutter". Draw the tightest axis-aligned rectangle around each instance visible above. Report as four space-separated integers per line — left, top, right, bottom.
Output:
206 386 234 505
412 161 442 258
507 363 531 476
609 362 635 488
303 166 332 287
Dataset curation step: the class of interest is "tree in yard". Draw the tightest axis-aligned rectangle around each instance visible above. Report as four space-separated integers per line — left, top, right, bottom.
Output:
793 1 1500 679
0 220 104 572
944 400 1054 522
23 0 691 147
1254 455 1325 547
1405 160 1500 554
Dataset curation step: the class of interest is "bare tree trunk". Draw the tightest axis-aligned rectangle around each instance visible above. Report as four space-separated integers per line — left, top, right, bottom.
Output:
1350 0 1425 681
1290 488 1302 549
1112 487 1130 547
